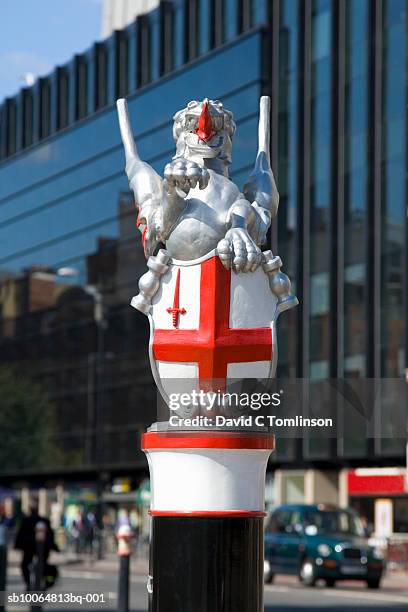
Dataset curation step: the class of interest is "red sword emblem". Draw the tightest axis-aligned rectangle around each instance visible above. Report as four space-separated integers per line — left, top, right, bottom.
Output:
167 268 186 328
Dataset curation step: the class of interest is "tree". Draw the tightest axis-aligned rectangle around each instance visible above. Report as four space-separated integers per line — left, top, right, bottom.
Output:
0 366 62 472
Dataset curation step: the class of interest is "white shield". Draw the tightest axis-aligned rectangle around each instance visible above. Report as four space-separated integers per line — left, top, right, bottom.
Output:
143 249 280 406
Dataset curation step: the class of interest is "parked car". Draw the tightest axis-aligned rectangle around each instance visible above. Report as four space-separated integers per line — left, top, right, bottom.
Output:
264 504 384 588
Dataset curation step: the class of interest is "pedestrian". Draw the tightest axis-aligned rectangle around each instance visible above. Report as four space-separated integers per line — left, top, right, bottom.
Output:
14 503 59 590
84 511 96 556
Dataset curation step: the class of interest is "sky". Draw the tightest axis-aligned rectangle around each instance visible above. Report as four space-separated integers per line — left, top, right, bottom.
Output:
0 0 102 102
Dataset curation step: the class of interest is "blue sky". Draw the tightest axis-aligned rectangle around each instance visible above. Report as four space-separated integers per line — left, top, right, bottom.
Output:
0 0 102 102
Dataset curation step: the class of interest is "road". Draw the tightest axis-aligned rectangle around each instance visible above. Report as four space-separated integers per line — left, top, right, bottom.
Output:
5 560 408 611
264 578 408 611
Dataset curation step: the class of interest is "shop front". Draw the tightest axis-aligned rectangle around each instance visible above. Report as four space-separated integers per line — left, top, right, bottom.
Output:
347 468 408 536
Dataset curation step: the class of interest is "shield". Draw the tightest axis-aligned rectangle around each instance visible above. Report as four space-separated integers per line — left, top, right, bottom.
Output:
143 249 279 405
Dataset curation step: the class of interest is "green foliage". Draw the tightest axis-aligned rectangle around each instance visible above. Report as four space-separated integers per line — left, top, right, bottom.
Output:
0 366 63 472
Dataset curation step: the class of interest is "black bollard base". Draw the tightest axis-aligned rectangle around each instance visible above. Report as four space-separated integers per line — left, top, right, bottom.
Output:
118 555 130 612
148 515 264 612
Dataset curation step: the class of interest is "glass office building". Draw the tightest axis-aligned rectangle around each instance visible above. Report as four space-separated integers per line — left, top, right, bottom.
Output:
0 0 406 523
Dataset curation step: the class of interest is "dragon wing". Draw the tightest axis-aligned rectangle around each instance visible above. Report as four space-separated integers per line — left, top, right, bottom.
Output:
117 99 163 256
243 96 279 219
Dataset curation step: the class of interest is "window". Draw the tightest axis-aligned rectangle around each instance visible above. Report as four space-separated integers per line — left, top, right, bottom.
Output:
303 509 365 537
312 10 331 61
57 67 69 129
95 43 107 110
267 510 292 533
115 31 128 99
174 0 186 68
185 0 199 60
309 0 332 376
199 0 211 54
160 1 174 75
137 15 151 87
76 55 88 120
22 89 33 148
381 0 407 376
238 0 251 33
149 9 160 82
311 273 329 316
210 0 224 48
225 0 238 41
6 99 17 156
39 78 50 139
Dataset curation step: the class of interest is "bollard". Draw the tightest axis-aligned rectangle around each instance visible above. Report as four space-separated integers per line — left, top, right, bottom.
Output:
116 96 299 611
117 525 133 612
31 521 47 612
0 522 7 612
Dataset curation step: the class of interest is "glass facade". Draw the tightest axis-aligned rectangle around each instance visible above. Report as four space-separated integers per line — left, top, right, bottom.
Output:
276 0 299 379
309 0 332 380
381 0 406 378
0 0 406 477
344 0 369 378
0 25 265 476
272 0 407 464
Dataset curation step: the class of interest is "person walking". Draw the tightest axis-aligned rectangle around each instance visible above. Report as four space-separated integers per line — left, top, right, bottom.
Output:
14 503 58 589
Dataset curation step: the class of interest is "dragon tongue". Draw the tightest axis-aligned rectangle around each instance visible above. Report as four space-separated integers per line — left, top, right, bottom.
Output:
195 99 215 142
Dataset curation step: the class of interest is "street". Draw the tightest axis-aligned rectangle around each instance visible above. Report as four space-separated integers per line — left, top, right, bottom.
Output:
5 552 408 612
264 579 408 611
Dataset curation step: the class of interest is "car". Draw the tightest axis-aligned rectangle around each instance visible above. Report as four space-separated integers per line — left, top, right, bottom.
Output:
264 503 384 588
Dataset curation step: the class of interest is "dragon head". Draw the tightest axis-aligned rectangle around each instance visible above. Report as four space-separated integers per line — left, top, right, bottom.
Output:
172 99 236 167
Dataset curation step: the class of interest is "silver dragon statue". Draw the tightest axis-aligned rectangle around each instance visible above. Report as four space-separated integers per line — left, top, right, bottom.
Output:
117 96 282 274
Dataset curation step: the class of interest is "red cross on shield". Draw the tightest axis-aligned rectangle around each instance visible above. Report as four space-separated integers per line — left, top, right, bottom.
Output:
149 253 278 397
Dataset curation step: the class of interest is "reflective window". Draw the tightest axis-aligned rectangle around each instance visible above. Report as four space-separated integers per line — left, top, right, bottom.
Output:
22 89 33 148
225 0 238 41
86 48 96 113
199 0 211 53
0 34 263 474
174 0 186 68
276 0 299 378
309 0 332 372
161 2 175 75
106 37 116 104
311 273 329 316
39 79 51 140
252 0 268 26
211 0 225 47
116 31 129 99
6 99 17 157
137 15 151 87
149 9 161 82
186 0 199 60
381 0 406 377
76 55 88 120
56 68 69 129
344 0 368 377
126 23 137 93
94 43 107 110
